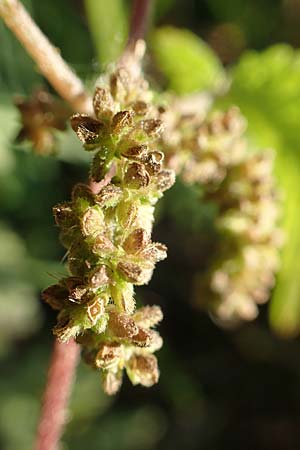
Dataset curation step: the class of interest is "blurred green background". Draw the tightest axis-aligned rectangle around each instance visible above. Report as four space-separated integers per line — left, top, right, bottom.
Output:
2 0 300 449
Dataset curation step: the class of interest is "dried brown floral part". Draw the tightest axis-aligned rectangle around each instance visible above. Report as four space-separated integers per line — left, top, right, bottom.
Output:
15 89 70 155
111 110 134 133
126 354 159 387
108 312 139 339
141 119 164 137
140 242 168 263
68 285 87 304
121 144 148 160
81 207 105 237
53 315 81 343
42 284 68 310
124 162 150 189
93 87 115 121
92 234 115 256
88 265 111 288
70 114 103 147
131 100 149 115
53 203 77 228
122 228 149 254
95 184 123 208
131 327 152 346
133 305 163 328
155 169 176 192
102 370 123 395
95 342 123 369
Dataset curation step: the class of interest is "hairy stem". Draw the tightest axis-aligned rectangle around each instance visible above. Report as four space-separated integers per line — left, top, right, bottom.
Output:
34 339 80 450
0 0 92 113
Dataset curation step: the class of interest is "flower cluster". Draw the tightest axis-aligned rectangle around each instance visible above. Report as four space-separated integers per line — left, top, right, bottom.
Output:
42 48 175 394
15 89 70 155
161 106 282 323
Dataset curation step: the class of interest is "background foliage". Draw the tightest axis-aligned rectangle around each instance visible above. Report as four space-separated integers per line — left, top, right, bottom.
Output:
1 0 300 449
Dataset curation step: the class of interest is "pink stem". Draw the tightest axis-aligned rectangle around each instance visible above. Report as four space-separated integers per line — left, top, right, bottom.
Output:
127 0 153 45
89 162 117 194
34 339 80 450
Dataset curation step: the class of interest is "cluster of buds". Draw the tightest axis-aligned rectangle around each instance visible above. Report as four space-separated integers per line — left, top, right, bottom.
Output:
42 46 175 394
15 89 70 155
161 106 282 323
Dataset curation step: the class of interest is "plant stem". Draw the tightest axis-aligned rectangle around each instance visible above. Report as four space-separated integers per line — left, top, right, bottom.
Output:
34 339 80 450
127 0 153 46
89 162 117 194
0 0 92 113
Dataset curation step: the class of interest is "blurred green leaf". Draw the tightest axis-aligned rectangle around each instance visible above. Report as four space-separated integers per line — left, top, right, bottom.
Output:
204 0 280 48
84 0 128 67
218 44 300 336
150 26 225 94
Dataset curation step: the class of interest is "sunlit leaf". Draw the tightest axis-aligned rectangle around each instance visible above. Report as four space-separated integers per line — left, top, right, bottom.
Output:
150 26 225 94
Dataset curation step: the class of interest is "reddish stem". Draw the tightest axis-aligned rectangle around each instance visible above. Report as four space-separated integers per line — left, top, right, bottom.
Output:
34 339 80 450
128 0 153 45
89 162 117 194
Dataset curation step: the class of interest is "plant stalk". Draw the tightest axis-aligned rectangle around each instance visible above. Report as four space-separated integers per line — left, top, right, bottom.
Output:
0 0 92 113
127 0 153 45
34 339 80 450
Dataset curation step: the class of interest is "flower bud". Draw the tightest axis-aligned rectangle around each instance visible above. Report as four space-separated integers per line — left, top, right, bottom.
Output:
70 114 103 148
53 203 76 228
95 342 123 369
111 110 134 133
81 207 104 237
92 234 115 255
116 201 138 229
121 144 148 160
124 163 150 189
117 261 143 283
93 87 115 121
95 184 123 208
142 119 164 137
133 305 163 328
109 312 138 338
140 242 168 263
89 265 110 288
144 151 164 175
42 284 67 310
123 228 149 254
68 285 87 303
126 354 159 387
156 169 176 192
102 370 123 395
53 315 81 342
131 100 149 116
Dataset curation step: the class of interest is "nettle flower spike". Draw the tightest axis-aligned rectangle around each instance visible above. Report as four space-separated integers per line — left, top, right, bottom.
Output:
161 105 282 324
42 45 175 394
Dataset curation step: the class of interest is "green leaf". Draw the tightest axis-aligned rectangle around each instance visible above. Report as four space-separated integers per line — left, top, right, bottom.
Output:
150 26 225 94
219 44 300 336
84 0 128 67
